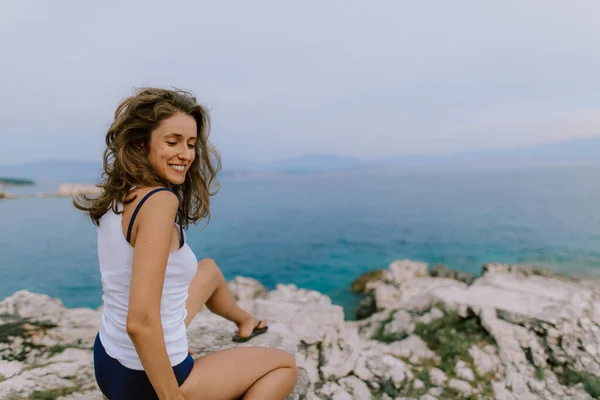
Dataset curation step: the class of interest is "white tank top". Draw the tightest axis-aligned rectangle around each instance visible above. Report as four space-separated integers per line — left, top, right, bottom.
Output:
97 193 198 370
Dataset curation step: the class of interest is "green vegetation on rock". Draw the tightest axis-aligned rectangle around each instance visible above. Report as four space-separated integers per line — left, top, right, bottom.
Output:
414 306 495 376
6 386 83 400
30 386 82 400
351 269 385 293
0 177 35 185
410 305 498 398
371 310 409 343
0 319 58 362
535 367 545 381
557 367 600 398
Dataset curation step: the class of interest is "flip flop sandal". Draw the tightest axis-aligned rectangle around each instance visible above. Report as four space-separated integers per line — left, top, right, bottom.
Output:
232 321 269 343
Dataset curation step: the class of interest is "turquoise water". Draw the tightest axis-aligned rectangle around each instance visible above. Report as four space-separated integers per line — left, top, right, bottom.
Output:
1 165 600 318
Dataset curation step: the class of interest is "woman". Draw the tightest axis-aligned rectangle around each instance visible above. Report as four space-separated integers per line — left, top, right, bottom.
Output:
75 87 298 400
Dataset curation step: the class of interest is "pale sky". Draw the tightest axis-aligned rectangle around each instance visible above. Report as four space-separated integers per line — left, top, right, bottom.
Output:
1 0 600 165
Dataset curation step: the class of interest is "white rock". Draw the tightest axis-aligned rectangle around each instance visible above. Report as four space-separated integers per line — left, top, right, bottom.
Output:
252 296 345 345
439 272 593 324
187 308 297 356
382 309 415 337
0 290 67 325
469 344 502 376
429 368 447 386
479 307 534 399
417 307 444 324
492 381 518 400
0 360 24 380
228 276 268 301
355 352 410 389
353 348 377 382
338 376 371 399
316 382 352 400
295 343 320 384
447 379 472 396
456 360 475 381
527 377 545 392
267 284 332 306
6 266 600 400
385 335 438 364
320 326 360 380
374 284 403 310
386 259 429 284
398 277 468 312
357 310 393 340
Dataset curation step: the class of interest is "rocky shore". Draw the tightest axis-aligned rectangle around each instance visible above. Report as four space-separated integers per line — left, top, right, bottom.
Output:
2 260 600 399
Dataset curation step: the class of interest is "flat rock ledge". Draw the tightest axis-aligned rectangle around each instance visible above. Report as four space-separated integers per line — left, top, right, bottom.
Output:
2 264 600 399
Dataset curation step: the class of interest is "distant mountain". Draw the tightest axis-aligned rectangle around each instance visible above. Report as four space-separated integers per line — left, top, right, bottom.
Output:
375 136 600 169
2 136 599 182
235 155 366 173
225 137 600 172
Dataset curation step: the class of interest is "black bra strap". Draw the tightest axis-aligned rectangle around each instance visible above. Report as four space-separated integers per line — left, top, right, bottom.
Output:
177 210 185 248
126 187 174 243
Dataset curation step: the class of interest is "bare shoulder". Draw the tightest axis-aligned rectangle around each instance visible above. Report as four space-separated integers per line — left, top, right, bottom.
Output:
129 186 178 205
128 186 179 219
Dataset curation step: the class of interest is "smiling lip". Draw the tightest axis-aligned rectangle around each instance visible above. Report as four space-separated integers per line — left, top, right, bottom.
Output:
169 164 186 172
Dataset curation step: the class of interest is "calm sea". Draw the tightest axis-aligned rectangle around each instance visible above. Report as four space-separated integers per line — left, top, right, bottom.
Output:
1 165 599 318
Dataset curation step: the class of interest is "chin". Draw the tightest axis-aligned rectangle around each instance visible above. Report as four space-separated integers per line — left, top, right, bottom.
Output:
160 172 185 186
168 177 185 186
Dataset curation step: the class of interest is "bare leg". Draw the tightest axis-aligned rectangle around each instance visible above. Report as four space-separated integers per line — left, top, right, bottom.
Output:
242 367 298 400
179 346 298 400
184 258 266 337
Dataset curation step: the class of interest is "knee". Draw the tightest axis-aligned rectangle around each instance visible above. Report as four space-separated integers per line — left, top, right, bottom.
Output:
285 357 299 385
289 362 299 380
280 351 298 371
274 351 298 386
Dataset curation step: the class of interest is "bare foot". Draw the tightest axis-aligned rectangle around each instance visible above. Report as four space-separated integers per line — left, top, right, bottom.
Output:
236 314 268 339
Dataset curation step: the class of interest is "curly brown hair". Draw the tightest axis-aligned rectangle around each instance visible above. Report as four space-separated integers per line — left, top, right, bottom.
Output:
74 87 221 229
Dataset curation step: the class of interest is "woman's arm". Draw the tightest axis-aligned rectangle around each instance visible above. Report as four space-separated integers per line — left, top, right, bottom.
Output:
125 190 185 400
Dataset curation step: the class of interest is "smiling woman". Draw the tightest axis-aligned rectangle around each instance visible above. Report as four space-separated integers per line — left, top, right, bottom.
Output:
147 113 198 187
72 88 298 400
74 88 220 228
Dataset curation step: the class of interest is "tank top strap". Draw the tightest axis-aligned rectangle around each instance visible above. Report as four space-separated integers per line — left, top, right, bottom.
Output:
177 210 185 248
126 187 174 243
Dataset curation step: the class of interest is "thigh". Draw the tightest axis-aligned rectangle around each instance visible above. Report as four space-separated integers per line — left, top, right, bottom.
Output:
180 346 296 400
185 258 222 324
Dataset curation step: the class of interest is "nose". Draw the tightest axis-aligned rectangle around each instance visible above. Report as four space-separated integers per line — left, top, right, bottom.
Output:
179 147 194 161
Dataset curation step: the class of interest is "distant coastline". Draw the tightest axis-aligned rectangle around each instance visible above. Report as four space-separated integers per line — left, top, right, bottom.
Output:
0 177 35 185
0 182 100 200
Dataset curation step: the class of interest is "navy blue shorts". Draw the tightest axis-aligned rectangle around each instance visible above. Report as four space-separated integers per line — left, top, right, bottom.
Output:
93 333 194 400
